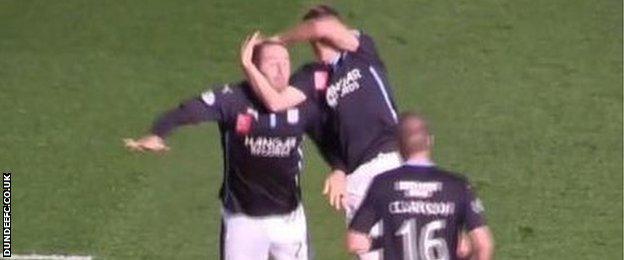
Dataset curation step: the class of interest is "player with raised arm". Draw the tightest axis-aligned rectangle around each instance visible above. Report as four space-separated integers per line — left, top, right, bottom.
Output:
347 112 494 260
242 5 403 259
124 34 343 260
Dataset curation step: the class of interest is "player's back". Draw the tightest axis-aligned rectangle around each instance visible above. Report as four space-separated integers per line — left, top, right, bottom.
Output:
351 165 485 260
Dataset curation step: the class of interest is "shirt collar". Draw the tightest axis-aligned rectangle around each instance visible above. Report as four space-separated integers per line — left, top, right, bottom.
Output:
327 53 345 72
405 158 435 167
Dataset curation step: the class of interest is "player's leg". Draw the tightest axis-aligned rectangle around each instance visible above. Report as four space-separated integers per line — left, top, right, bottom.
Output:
267 205 310 260
345 152 403 260
222 210 271 260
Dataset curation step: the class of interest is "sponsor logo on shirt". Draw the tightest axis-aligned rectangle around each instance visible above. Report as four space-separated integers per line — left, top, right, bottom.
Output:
244 136 298 157
326 68 363 107
394 181 442 198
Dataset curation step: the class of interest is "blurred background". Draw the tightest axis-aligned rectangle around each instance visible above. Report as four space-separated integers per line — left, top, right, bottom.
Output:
0 0 621 259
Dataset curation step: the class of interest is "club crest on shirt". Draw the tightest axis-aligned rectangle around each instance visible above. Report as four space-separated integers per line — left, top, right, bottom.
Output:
314 70 329 90
235 113 253 135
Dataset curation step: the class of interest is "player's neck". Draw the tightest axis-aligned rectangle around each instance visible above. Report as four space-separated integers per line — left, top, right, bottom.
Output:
405 152 434 167
319 51 341 65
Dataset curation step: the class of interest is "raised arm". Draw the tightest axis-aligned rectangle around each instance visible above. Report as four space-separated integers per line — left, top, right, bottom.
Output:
240 32 306 112
276 17 359 52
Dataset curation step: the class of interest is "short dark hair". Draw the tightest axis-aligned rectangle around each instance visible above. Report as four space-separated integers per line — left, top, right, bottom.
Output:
302 4 340 21
398 111 432 157
252 41 287 66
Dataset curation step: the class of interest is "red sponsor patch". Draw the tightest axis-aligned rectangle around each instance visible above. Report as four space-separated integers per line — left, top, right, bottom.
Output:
314 70 329 90
235 114 253 135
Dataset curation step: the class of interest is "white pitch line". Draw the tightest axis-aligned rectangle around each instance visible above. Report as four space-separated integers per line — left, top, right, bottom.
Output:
6 254 92 260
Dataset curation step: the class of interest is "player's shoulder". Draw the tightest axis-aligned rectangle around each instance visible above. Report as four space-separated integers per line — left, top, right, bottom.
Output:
199 82 246 106
430 167 474 187
349 30 381 64
293 62 322 75
291 62 325 98
204 82 246 96
369 165 410 185
355 30 375 43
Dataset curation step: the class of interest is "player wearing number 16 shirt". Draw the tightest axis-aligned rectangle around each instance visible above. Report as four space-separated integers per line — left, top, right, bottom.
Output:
347 112 494 260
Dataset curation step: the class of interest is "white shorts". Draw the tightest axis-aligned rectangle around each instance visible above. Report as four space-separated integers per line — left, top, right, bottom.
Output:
221 205 309 260
345 151 403 260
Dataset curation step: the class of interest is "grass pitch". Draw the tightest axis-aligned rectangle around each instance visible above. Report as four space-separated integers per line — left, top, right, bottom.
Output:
1 0 621 259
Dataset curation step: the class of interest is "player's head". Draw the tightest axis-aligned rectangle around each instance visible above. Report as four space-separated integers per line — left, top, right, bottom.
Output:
302 5 343 63
398 112 433 159
252 41 291 91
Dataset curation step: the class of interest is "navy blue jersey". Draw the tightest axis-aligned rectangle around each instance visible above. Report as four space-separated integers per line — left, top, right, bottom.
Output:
349 165 486 260
152 82 335 216
293 32 399 172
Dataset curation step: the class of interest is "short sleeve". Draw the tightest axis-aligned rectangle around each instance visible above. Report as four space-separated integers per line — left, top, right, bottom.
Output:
462 183 487 231
349 178 382 233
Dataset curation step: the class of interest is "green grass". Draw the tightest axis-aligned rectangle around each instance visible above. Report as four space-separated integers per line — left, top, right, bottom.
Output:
1 0 621 259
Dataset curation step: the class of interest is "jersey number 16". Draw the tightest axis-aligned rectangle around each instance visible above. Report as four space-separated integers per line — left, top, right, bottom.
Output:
395 219 449 260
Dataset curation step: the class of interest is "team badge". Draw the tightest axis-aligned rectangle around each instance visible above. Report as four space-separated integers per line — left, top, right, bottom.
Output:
235 114 253 135
287 109 299 125
314 70 329 90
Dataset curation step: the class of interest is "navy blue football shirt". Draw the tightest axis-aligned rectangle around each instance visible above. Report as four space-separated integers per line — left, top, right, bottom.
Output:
349 165 487 260
151 81 341 216
293 32 400 173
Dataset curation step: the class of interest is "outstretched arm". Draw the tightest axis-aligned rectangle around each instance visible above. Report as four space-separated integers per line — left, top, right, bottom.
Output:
240 32 306 112
275 17 359 52
125 94 224 152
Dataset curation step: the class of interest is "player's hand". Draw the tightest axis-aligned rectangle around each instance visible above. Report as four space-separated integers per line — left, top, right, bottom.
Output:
123 135 170 153
457 232 473 259
267 35 283 44
323 169 347 210
240 31 263 68
346 231 372 254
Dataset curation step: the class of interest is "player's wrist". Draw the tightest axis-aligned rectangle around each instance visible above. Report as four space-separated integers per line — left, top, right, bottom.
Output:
331 169 346 176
